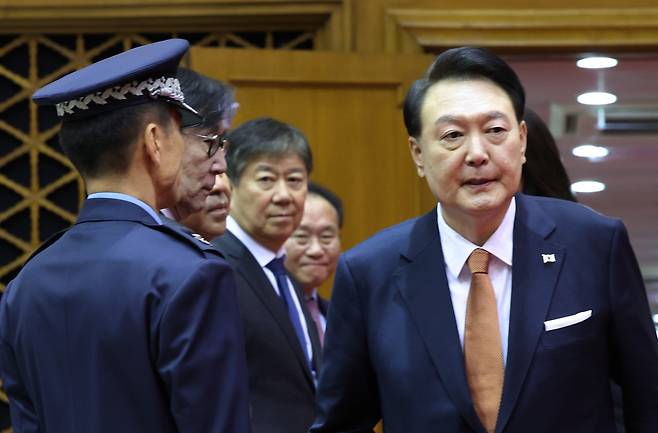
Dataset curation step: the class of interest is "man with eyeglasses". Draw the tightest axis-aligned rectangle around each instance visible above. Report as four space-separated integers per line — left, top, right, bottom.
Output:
284 182 343 349
161 67 236 231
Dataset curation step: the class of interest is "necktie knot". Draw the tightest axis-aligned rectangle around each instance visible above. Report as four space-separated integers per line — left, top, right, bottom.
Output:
266 256 287 276
468 248 490 274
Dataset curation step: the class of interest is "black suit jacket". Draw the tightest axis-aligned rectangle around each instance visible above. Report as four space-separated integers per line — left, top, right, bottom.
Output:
213 230 322 433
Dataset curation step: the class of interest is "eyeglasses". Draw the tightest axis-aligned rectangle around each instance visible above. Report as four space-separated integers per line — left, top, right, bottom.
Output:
196 133 228 157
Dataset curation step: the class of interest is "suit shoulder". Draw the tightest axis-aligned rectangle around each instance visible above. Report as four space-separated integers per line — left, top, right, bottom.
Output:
524 195 621 229
148 222 223 259
520 195 625 249
211 232 246 263
344 215 421 262
33 220 223 272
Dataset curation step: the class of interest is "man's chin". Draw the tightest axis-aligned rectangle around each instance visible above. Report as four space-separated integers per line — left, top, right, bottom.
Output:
174 198 206 220
460 194 513 216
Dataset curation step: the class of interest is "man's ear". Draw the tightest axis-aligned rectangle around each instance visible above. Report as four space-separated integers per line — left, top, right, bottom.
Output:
408 136 425 178
142 122 163 167
518 120 528 165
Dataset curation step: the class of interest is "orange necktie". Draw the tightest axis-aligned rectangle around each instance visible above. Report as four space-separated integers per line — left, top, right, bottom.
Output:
464 248 504 433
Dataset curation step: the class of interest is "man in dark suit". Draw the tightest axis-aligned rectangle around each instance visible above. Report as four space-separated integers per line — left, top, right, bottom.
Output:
213 117 321 433
285 182 344 348
0 39 251 433
310 47 658 433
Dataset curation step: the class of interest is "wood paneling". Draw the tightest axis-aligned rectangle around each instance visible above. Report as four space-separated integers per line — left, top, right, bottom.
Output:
355 0 658 53
386 7 658 53
190 47 435 297
0 0 351 51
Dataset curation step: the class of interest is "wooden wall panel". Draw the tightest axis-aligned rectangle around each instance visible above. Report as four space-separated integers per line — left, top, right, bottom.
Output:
190 47 435 296
0 0 350 52
385 6 658 53
355 0 658 53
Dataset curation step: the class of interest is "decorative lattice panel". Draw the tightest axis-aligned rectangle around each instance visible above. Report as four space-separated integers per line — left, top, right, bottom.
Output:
0 30 315 291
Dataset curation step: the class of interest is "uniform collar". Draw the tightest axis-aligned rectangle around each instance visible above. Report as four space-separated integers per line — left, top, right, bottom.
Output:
87 192 162 224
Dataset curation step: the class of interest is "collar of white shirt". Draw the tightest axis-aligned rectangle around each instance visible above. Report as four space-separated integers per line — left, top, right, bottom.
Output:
226 215 286 266
436 197 515 279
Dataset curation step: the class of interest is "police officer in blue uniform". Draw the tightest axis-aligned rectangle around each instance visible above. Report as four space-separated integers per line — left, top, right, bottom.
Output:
0 39 251 433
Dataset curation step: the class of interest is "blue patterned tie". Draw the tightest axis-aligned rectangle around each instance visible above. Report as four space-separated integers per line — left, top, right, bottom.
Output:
266 257 311 366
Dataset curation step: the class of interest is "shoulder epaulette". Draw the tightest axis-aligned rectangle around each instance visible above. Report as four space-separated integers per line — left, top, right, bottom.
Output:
153 218 224 258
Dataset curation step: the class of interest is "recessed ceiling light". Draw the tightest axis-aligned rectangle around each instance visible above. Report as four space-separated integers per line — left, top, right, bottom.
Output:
577 91 617 105
571 180 606 193
577 56 618 69
572 144 609 159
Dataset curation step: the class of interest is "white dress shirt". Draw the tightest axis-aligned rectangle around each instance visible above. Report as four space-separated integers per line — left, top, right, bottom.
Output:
436 198 515 364
226 216 314 365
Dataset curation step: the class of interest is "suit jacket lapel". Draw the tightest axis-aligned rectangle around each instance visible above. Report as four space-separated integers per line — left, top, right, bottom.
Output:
496 195 565 433
215 231 316 388
395 210 484 433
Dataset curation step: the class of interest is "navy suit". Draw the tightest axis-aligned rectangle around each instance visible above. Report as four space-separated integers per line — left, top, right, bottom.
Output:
0 198 251 433
311 194 658 433
214 231 321 433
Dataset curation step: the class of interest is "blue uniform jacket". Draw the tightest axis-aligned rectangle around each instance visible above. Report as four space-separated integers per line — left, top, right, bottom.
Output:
0 198 252 433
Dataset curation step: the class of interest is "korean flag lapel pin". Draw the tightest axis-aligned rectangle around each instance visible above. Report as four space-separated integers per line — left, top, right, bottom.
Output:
541 253 556 264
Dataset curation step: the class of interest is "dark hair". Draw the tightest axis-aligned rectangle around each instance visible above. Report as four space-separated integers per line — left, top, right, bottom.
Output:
176 67 235 129
225 117 313 185
403 46 526 139
308 181 344 228
58 101 171 179
522 108 576 202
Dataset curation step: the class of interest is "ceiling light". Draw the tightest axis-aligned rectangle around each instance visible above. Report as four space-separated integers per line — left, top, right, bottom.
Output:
572 144 609 159
571 180 606 193
576 56 618 69
577 92 617 105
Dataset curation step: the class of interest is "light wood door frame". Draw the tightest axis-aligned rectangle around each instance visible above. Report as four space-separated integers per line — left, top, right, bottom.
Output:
385 6 658 53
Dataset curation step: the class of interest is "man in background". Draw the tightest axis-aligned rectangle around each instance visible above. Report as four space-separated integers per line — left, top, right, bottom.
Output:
285 181 343 348
0 40 251 433
178 172 233 240
162 67 236 239
311 46 658 433
213 117 321 433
